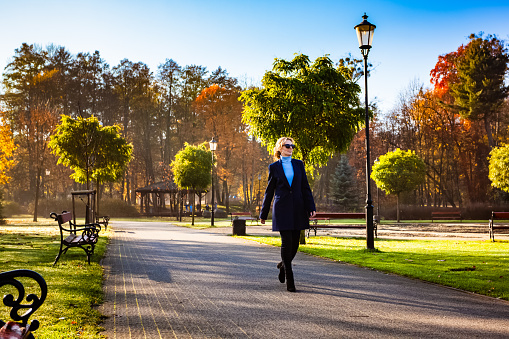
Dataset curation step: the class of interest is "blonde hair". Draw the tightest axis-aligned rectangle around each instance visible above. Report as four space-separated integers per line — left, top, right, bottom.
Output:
273 137 295 160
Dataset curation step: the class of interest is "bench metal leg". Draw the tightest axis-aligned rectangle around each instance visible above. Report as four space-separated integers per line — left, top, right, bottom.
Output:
489 220 494 242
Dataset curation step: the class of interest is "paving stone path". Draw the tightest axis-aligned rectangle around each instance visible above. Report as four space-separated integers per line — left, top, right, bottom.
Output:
100 222 509 338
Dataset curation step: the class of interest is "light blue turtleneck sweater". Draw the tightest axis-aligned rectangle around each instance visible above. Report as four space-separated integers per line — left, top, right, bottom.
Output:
281 156 294 186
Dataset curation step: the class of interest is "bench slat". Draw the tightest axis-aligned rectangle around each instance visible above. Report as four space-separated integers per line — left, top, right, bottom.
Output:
313 224 365 229
308 212 377 238
314 213 365 219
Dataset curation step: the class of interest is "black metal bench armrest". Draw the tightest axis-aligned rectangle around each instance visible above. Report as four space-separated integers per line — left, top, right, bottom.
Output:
80 226 100 239
0 269 47 332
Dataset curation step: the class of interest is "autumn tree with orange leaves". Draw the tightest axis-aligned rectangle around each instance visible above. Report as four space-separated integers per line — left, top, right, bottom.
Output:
428 33 509 202
194 84 249 213
0 110 16 223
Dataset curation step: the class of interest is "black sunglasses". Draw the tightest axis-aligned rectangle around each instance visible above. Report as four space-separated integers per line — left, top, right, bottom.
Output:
284 144 296 149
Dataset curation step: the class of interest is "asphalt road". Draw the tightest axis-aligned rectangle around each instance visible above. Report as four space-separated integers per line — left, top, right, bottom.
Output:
99 222 509 338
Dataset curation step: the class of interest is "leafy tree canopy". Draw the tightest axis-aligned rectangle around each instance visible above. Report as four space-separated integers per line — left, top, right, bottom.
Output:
0 111 16 185
171 142 212 191
49 115 133 187
371 149 426 196
431 33 509 148
451 34 508 122
489 144 509 193
240 54 365 166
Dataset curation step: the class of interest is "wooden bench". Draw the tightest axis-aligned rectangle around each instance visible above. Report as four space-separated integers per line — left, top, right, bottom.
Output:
50 211 101 266
307 212 378 238
230 212 258 225
489 211 509 241
431 211 462 222
0 269 47 339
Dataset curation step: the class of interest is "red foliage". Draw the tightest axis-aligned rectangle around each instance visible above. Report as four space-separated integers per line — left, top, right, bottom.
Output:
429 45 466 98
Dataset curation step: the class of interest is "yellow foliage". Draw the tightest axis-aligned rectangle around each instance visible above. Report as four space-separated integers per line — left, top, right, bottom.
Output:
0 112 16 185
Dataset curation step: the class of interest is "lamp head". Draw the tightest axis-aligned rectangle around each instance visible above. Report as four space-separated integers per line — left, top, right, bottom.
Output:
355 13 376 56
209 137 218 151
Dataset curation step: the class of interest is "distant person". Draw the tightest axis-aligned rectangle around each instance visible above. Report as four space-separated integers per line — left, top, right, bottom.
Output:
260 137 316 292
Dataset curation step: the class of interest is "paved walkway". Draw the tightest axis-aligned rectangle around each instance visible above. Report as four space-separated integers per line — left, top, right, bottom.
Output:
100 222 509 338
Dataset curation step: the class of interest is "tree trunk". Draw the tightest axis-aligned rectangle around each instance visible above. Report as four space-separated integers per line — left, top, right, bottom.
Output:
484 116 495 148
33 168 42 222
96 179 101 220
396 193 400 223
191 189 195 226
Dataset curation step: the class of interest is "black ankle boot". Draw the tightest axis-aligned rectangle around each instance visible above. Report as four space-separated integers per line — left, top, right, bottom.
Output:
285 266 296 292
277 261 285 283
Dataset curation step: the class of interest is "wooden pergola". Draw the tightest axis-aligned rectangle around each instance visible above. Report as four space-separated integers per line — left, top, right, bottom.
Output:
135 182 181 217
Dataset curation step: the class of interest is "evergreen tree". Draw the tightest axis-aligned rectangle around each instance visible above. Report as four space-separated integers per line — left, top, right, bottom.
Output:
330 156 359 212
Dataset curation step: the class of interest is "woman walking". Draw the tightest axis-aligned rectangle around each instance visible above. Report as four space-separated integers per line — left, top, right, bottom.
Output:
260 137 316 292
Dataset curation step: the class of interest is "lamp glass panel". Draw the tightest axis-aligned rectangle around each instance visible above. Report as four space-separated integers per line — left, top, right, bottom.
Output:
356 26 374 47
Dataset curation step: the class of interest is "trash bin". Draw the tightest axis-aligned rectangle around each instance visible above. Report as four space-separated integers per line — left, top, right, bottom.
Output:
232 219 246 236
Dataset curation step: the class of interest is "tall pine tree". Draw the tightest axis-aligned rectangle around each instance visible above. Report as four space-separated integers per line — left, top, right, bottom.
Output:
330 156 359 212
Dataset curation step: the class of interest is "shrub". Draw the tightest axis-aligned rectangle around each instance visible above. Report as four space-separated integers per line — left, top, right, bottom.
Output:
98 198 140 218
2 200 27 217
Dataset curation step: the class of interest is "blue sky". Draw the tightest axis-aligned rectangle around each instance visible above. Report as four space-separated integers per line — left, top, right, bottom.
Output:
1 0 508 113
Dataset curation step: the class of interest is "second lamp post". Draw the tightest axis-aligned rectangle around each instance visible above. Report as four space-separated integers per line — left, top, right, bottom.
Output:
355 13 376 250
209 137 218 226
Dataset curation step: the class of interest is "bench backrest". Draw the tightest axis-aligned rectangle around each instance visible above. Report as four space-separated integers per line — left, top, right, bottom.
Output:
432 211 461 215
314 212 365 219
58 212 73 224
231 212 251 216
491 211 509 219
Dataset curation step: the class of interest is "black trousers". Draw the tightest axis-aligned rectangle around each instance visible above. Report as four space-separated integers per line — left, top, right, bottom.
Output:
279 230 301 269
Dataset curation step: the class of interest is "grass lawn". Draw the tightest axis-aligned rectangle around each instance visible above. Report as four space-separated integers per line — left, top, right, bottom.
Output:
2 214 507 337
240 235 509 301
0 217 111 338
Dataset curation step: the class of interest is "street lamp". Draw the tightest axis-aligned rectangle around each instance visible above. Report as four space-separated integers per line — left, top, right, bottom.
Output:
355 13 376 250
258 173 262 213
209 137 218 226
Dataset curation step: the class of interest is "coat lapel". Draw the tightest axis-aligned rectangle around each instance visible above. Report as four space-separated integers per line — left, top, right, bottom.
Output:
276 160 292 189
290 159 298 188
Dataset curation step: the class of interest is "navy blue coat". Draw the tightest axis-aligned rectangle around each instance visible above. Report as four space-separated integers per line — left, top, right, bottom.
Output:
259 158 316 231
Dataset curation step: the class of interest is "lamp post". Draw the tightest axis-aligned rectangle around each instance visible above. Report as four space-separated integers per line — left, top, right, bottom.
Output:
209 137 218 226
258 173 262 213
355 13 376 250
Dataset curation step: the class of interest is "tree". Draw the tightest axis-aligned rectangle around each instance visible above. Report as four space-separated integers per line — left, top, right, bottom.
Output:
20 104 59 221
194 83 245 213
0 110 16 224
488 144 509 193
0 111 16 186
371 149 426 222
330 155 359 211
49 115 133 215
158 59 182 165
240 54 365 167
432 34 509 148
171 143 212 225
